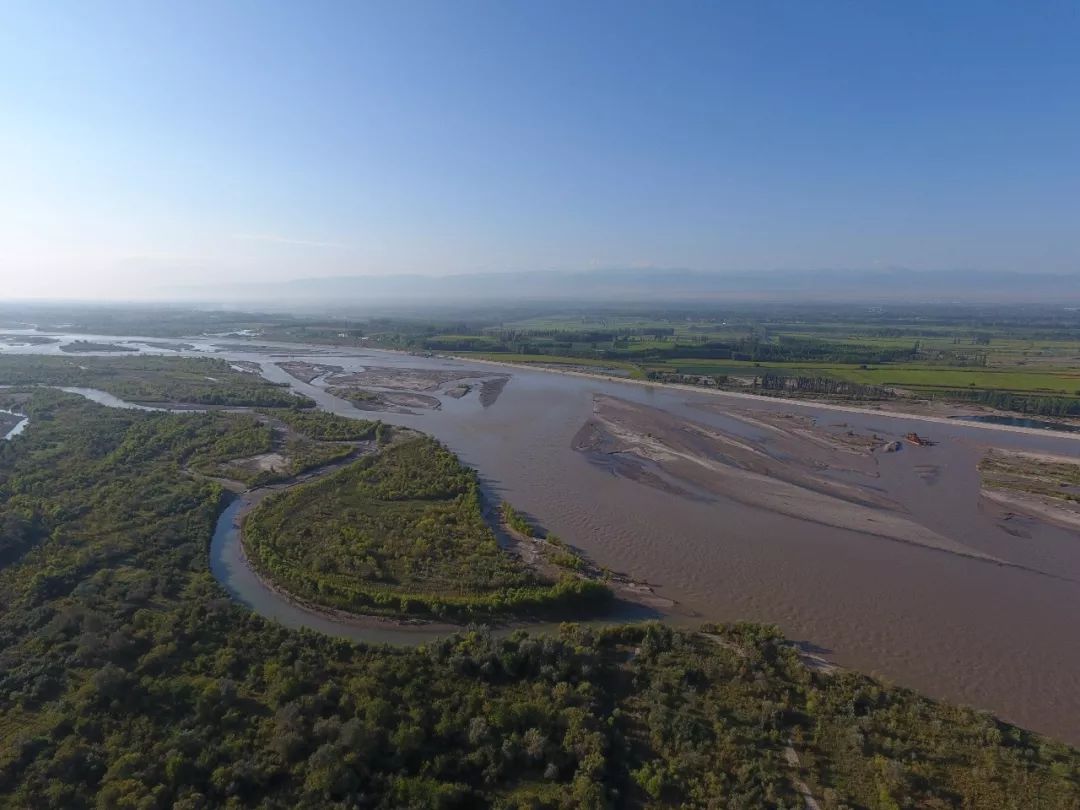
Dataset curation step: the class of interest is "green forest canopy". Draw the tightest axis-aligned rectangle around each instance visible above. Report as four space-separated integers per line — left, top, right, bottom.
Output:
244 435 610 619
0 387 1077 808
0 355 311 408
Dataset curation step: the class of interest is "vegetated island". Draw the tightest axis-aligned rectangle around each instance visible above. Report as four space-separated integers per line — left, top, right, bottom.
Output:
59 339 138 353
276 360 511 410
0 334 57 346
330 386 443 412
1 386 1079 807
243 432 612 620
325 369 509 411
0 354 313 408
139 340 197 352
276 360 345 383
172 408 381 488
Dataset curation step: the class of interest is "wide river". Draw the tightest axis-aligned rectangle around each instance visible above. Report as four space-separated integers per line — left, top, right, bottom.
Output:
4 332 1080 743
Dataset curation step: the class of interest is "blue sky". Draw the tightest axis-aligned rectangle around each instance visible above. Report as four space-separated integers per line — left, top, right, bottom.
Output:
2 1 1078 298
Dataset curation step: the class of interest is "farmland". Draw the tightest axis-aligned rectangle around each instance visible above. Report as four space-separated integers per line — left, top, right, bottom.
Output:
4 302 1079 417
373 304 1080 418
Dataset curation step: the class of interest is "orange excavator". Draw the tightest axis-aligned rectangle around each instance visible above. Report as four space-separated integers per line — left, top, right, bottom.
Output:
905 432 935 446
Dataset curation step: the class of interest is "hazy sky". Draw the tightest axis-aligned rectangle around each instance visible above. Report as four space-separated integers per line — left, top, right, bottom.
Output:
2 1 1078 299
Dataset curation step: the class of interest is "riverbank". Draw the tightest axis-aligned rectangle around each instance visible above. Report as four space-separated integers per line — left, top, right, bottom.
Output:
575 394 1026 568
213 438 652 640
214 485 657 643
493 501 681 614
229 488 465 635
0 409 28 440
448 354 1080 441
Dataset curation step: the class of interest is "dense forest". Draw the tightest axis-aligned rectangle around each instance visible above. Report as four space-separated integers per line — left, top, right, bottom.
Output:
258 408 378 442
417 334 923 366
0 385 1079 807
755 373 895 401
244 436 610 619
940 388 1080 417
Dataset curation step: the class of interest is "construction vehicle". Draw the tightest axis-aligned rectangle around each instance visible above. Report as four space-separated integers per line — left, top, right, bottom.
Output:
905 432 935 446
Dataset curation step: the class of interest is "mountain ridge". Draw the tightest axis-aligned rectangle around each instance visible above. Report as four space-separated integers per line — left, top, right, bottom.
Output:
171 267 1080 304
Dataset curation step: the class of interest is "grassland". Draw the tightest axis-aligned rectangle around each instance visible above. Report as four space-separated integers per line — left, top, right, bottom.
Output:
467 352 645 377
980 450 1080 504
643 358 1080 394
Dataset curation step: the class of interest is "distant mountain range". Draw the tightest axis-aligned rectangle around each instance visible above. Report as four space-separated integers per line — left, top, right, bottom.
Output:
176 268 1080 306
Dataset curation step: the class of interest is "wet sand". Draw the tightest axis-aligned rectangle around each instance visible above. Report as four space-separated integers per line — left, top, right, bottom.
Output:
0 410 22 434
276 361 344 384
979 449 1080 532
331 387 443 412
574 395 1015 567
454 354 1080 441
328 366 492 392
0 410 28 440
479 376 510 407
313 365 509 411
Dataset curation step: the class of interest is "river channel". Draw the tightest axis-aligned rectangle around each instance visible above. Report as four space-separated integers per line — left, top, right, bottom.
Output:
4 331 1080 743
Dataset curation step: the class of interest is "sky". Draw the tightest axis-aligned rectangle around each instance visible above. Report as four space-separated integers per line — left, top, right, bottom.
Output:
2 0 1079 300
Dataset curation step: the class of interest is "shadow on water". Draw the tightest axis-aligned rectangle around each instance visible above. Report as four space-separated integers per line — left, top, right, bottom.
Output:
790 640 833 657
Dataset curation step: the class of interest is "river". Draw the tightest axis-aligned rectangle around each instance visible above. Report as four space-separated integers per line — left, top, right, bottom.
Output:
1 409 29 440
4 331 1080 743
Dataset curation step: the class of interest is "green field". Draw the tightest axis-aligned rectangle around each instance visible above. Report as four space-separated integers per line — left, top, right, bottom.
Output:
830 366 1080 394
646 358 1080 394
468 352 645 377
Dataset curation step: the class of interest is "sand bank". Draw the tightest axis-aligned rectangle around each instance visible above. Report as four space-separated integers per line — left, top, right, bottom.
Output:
575 394 1017 566
453 355 1080 442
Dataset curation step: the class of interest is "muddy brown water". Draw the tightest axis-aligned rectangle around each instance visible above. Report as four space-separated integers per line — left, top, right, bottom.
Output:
4 332 1080 744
